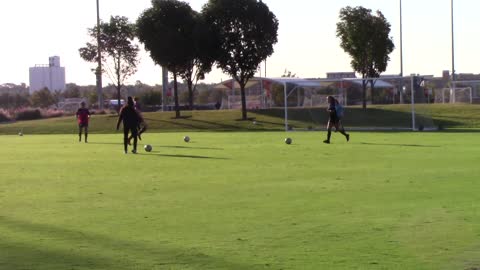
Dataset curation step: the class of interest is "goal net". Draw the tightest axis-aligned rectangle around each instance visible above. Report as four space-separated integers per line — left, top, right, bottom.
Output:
281 75 437 131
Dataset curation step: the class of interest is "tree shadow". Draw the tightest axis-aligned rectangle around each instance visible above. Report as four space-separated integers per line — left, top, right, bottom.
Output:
254 107 461 129
0 216 257 270
143 118 210 130
186 118 243 130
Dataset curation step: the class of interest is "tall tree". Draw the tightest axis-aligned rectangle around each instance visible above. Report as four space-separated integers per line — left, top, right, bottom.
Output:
336 6 394 109
203 0 279 120
137 0 197 118
179 12 218 110
79 15 139 112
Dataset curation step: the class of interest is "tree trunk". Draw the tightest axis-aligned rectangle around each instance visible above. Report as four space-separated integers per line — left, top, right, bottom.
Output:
116 56 122 113
117 85 121 113
362 79 367 110
188 80 194 111
370 80 375 105
240 82 247 120
173 71 180 118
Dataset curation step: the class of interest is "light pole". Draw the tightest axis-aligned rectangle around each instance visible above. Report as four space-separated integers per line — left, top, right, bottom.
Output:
399 0 404 103
451 0 456 103
400 0 404 78
96 0 103 109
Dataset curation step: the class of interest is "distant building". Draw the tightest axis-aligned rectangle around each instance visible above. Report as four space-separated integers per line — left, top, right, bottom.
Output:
29 56 66 93
326 72 356 79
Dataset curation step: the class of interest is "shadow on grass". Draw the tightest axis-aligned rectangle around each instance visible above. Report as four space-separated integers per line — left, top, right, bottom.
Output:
149 153 229 160
157 145 224 151
86 142 123 145
359 142 441 148
187 118 243 130
0 216 256 270
143 117 210 130
254 107 461 129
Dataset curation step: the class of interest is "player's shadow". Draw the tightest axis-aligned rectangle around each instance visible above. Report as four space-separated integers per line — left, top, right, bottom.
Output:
157 145 224 151
150 153 229 160
359 142 441 148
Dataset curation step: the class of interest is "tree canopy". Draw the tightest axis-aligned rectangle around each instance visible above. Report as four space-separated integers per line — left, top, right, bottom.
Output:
336 6 394 108
203 0 279 120
137 0 198 117
79 15 139 111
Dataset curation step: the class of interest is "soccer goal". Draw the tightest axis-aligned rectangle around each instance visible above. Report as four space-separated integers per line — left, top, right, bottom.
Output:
433 87 473 104
282 75 437 131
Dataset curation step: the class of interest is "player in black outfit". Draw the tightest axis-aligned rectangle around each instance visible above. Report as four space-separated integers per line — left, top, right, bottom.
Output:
116 96 141 154
324 96 349 144
128 97 147 145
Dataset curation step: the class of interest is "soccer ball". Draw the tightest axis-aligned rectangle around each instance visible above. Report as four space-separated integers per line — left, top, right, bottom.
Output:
285 138 292 144
18 132 23 136
184 136 190 143
144 144 152 152
252 121 257 125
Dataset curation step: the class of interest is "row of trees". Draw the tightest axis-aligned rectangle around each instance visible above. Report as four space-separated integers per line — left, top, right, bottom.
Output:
80 0 279 120
0 82 226 111
80 1 396 116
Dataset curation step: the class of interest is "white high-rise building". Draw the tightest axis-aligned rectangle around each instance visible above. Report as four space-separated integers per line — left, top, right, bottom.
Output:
29 56 66 93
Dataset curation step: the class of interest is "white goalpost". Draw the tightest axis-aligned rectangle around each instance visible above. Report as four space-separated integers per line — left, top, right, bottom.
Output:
282 75 437 132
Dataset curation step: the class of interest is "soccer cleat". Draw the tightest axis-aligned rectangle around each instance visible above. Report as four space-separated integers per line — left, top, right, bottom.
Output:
346 134 350 142
323 140 330 144
138 134 142 141
124 151 128 154
131 149 137 154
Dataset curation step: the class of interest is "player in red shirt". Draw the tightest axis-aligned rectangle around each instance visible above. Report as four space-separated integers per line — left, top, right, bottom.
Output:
76 101 91 143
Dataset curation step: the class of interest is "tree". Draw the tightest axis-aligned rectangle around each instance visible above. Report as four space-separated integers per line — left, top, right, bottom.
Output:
203 0 279 120
63 83 81 98
179 12 218 110
139 90 162 106
137 0 197 118
31 88 56 108
79 15 139 112
336 6 394 109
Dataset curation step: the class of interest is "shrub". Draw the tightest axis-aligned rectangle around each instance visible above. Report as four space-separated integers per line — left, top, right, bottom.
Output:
0 109 12 122
42 108 64 118
15 108 42 121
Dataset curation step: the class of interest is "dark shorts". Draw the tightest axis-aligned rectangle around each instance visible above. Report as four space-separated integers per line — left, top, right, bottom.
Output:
79 123 89 128
328 112 339 124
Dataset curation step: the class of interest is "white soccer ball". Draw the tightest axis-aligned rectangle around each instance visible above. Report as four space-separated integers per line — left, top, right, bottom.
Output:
144 144 152 152
18 132 23 136
252 121 257 125
285 138 292 145
184 136 190 143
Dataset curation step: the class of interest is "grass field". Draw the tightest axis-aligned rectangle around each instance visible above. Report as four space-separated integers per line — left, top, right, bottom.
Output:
1 104 480 135
1 131 480 270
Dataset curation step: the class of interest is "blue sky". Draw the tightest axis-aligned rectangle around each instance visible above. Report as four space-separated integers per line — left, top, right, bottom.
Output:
1 0 479 86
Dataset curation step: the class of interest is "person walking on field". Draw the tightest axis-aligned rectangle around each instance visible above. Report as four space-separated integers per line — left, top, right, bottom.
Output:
76 101 91 143
116 96 141 154
324 96 350 144
128 96 147 145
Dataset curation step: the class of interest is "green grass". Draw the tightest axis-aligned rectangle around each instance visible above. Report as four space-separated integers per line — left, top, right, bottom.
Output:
1 104 480 135
1 132 480 269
